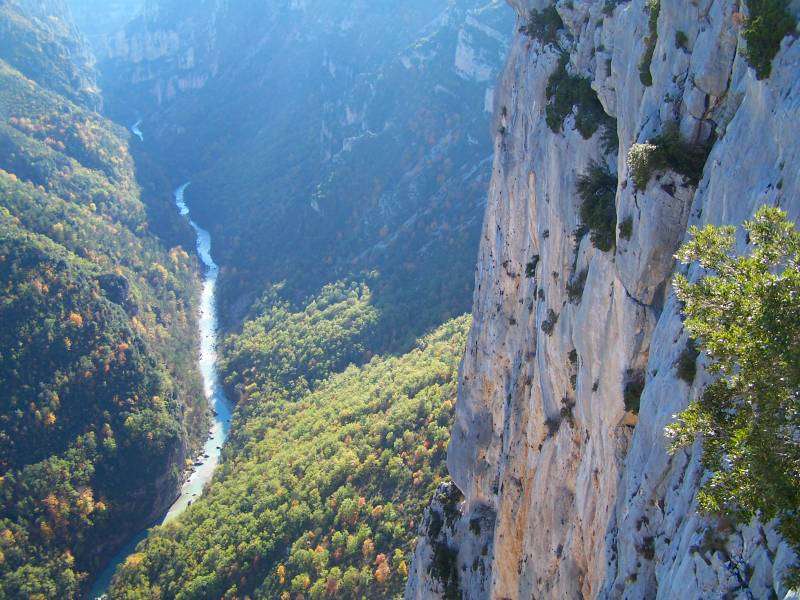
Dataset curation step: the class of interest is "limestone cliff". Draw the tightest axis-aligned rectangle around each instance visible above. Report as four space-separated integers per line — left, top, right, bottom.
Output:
407 0 799 597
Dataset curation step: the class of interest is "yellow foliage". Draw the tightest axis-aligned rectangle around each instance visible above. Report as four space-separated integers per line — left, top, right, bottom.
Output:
362 538 375 560
77 488 95 515
398 560 408 578
124 553 145 569
68 312 83 327
43 494 59 514
149 263 169 284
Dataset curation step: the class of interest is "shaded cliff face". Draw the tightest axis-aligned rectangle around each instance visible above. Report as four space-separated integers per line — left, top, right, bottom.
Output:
95 0 515 350
408 0 799 597
65 0 143 46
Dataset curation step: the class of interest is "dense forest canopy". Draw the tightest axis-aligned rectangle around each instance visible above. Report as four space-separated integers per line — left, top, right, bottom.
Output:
109 314 470 599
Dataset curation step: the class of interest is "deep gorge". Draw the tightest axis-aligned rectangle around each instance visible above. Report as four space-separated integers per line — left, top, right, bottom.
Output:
0 0 798 598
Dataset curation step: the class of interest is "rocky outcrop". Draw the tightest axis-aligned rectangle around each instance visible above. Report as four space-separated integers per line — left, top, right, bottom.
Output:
407 0 799 597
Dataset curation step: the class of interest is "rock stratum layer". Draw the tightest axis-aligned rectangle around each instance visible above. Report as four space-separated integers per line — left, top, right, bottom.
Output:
407 0 799 598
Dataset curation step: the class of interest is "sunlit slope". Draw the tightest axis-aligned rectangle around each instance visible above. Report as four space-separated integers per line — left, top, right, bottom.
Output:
109 313 470 599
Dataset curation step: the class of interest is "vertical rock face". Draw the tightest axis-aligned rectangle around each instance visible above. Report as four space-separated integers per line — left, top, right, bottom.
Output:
65 0 143 47
408 0 799 597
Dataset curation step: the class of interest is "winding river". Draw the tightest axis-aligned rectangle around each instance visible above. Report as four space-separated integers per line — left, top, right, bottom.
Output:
131 119 144 142
88 183 233 598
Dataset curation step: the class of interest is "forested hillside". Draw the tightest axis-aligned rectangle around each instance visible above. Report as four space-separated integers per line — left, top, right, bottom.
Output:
109 313 470 599
0 0 99 108
0 2 205 596
98 0 512 349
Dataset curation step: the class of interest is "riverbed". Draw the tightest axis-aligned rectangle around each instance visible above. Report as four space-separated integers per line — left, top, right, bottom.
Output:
88 183 233 598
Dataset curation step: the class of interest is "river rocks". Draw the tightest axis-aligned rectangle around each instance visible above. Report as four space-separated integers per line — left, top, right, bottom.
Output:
406 0 800 598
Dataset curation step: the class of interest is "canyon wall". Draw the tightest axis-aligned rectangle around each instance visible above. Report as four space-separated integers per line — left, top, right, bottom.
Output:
407 0 799 597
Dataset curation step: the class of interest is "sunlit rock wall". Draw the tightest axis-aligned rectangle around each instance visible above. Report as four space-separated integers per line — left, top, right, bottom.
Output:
407 0 799 597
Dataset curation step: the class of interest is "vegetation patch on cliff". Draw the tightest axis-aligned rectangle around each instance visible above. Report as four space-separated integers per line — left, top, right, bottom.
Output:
627 124 712 190
577 161 618 251
741 0 796 79
520 5 564 47
639 0 660 86
624 370 646 414
545 54 615 140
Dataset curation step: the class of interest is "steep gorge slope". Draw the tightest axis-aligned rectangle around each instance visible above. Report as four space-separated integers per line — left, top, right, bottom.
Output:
407 0 799 598
0 2 205 596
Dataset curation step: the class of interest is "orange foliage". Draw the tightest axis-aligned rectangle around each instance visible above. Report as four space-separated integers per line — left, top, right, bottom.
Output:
374 560 390 584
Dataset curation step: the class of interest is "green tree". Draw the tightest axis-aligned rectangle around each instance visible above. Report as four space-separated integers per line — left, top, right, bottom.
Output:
668 206 800 584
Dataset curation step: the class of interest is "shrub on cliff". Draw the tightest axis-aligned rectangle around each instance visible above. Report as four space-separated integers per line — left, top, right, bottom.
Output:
741 0 796 79
668 206 800 586
639 0 660 86
577 161 617 251
520 5 564 46
545 54 615 140
627 124 712 190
